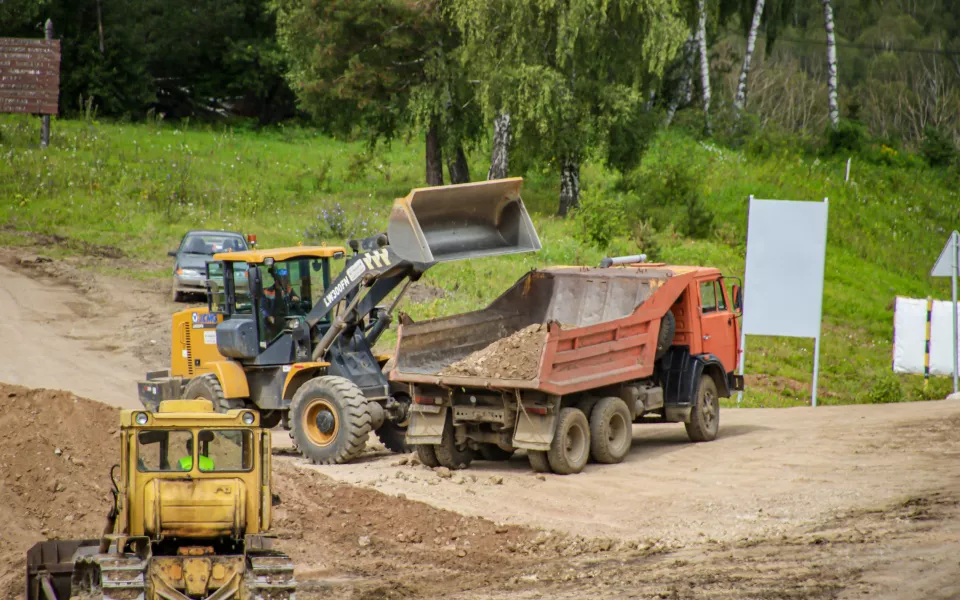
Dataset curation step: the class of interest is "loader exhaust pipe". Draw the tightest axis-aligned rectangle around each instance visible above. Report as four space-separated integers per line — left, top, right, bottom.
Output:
387 177 541 264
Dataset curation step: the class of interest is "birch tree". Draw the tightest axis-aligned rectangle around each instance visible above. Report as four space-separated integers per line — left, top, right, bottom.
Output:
696 0 712 135
451 0 687 216
823 0 840 128
487 112 511 180
734 0 765 114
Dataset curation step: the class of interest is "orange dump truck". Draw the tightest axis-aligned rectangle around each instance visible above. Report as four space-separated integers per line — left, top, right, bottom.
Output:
389 257 744 474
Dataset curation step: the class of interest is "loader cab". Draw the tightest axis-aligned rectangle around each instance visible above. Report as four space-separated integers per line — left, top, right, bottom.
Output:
206 246 345 361
121 399 271 542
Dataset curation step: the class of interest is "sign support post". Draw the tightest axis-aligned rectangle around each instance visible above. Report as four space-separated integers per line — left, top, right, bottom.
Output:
40 19 53 148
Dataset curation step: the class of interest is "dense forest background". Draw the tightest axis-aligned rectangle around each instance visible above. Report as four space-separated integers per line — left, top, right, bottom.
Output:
3 0 960 210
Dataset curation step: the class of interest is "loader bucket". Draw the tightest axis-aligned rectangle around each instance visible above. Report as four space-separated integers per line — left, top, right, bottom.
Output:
387 177 541 263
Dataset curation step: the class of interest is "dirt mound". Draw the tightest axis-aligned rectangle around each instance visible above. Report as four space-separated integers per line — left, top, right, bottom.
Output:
0 383 119 598
441 324 547 380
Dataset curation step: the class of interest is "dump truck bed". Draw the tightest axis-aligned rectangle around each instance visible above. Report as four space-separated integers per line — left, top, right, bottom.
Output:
392 265 708 396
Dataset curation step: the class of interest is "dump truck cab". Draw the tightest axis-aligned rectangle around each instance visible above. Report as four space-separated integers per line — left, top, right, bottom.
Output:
26 399 294 600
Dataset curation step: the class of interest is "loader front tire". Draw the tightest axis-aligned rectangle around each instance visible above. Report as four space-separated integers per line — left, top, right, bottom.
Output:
183 374 244 412
547 408 590 475
685 374 720 442
290 376 371 465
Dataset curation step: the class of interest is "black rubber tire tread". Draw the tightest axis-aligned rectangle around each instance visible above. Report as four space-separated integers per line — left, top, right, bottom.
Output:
182 373 244 413
685 375 720 442
575 398 596 420
478 445 515 461
655 310 676 360
377 422 409 453
416 444 441 468
547 408 591 475
435 412 473 470
172 284 183 303
589 397 633 464
528 450 552 473
260 410 283 429
290 376 371 465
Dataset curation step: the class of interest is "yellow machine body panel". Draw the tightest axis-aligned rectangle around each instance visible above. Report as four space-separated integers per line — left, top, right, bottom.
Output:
214 245 346 263
170 307 225 379
120 401 271 541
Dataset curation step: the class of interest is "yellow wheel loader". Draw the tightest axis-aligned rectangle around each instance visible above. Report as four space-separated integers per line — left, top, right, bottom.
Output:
25 400 292 600
138 178 541 465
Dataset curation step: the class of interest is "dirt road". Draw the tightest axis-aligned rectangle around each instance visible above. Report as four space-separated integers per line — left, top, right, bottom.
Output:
2 245 960 599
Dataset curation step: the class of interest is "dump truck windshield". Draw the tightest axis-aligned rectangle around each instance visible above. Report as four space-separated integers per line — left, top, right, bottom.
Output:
257 258 318 341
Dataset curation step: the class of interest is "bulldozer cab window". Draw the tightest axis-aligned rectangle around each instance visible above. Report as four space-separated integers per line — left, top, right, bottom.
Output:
257 259 314 341
137 430 193 472
198 429 254 472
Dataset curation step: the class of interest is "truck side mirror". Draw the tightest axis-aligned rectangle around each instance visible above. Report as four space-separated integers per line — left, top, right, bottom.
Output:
732 285 743 312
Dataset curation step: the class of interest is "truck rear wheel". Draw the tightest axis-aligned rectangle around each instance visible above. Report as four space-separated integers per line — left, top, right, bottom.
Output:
589 397 633 464
435 412 473 470
182 374 244 412
528 450 551 473
290 376 371 465
685 375 719 442
416 444 441 467
547 408 590 475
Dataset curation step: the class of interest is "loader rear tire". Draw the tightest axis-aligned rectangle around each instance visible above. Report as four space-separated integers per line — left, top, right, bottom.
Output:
435 412 473 470
547 408 590 475
655 310 676 360
416 444 441 468
290 376 371 465
183 374 244 412
589 397 633 464
685 375 720 442
528 450 551 473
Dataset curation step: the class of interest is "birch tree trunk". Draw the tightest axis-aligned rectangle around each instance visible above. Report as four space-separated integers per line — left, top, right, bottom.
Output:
734 0 765 114
425 122 444 186
487 111 511 180
447 145 471 184
696 0 712 136
823 0 840 129
558 157 580 217
96 0 105 54
665 34 696 127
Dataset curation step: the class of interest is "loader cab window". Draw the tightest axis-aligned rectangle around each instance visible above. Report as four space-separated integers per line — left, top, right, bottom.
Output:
137 430 193 472
207 261 252 315
256 258 316 342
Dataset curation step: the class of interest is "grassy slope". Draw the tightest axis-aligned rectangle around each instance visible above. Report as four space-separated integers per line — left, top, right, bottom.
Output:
1 114 957 406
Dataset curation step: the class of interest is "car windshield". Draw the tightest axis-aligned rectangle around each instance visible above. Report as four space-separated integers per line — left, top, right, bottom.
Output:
182 234 246 255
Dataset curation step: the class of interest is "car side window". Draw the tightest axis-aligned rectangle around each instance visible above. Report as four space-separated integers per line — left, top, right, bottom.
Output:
700 281 718 314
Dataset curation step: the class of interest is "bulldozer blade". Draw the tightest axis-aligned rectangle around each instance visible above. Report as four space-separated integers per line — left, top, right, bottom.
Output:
387 177 541 264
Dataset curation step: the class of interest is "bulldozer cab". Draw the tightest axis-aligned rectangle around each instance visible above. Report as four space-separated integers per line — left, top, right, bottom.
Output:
121 399 272 541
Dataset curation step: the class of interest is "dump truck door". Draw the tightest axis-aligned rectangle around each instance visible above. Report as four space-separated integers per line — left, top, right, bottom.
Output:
697 278 737 372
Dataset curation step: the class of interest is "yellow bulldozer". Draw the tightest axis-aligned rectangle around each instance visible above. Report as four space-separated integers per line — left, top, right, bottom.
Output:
25 400 293 600
137 178 541 465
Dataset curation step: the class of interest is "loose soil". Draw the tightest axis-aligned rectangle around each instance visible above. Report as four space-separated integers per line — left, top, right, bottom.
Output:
441 324 546 380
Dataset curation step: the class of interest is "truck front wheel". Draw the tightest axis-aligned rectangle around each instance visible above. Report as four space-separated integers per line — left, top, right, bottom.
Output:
290 376 371 465
589 397 633 464
685 375 720 442
547 408 590 475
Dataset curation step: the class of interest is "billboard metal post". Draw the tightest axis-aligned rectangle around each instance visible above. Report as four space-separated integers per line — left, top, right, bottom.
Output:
40 19 53 148
931 231 960 395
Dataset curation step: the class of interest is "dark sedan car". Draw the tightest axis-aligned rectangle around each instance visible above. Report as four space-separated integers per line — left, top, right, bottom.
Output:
169 230 249 301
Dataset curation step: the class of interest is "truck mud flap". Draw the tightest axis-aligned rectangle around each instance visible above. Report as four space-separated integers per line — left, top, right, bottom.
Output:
406 405 447 445
512 411 557 452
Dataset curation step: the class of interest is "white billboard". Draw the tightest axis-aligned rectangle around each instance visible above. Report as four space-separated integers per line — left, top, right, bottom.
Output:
893 297 960 376
742 199 829 338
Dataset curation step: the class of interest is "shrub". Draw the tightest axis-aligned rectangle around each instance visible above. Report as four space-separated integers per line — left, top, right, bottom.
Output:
622 154 713 239
863 371 904 404
572 189 628 251
921 126 958 167
825 120 868 155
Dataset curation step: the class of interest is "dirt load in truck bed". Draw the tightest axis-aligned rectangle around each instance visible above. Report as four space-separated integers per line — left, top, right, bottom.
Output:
440 324 547 380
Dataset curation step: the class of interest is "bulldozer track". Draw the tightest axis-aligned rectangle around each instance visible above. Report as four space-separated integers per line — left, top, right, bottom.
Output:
243 553 296 600
73 553 146 600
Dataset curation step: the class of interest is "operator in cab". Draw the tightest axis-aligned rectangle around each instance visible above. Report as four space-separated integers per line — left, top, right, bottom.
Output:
178 437 214 471
260 266 301 339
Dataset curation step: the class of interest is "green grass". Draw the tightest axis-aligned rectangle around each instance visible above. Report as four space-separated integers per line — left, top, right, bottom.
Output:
1 114 958 406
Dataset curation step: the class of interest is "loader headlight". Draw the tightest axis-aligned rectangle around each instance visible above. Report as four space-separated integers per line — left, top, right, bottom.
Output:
242 411 255 425
135 412 149 425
